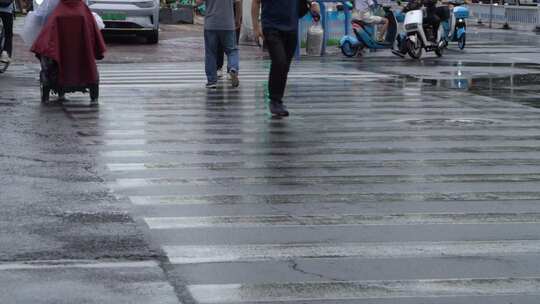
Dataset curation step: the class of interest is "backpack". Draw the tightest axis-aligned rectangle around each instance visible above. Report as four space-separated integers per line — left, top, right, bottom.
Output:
0 0 13 8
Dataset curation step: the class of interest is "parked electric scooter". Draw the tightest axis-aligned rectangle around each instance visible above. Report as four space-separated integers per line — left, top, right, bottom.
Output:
402 6 446 59
441 0 468 50
340 5 406 57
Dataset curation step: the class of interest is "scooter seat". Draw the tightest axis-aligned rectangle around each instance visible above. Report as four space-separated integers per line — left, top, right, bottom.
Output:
352 19 366 27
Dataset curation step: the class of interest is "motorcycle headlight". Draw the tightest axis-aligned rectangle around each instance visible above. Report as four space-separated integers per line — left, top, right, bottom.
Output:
134 1 154 8
458 18 464 22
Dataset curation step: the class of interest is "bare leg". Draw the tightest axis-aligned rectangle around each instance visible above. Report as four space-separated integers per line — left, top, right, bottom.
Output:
378 19 389 41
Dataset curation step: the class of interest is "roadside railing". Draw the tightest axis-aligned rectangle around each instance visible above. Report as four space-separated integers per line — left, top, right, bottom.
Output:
469 3 540 30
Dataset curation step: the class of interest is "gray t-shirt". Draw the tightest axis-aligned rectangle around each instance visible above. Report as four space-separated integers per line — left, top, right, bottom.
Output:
204 0 235 31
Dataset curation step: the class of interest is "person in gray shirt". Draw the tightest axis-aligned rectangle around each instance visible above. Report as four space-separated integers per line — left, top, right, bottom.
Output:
196 0 240 89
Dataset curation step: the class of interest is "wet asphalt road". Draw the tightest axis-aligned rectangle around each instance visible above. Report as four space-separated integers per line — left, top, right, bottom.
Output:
3 25 540 303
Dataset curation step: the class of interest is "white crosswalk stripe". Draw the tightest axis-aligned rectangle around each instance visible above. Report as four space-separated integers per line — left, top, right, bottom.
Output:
97 62 391 88
65 61 540 303
187 278 540 303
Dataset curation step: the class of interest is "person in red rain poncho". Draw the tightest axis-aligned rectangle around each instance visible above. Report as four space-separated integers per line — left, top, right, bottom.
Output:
31 0 106 91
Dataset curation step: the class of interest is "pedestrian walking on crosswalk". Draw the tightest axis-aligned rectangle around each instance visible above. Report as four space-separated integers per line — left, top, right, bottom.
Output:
197 0 240 89
251 0 319 117
216 0 242 78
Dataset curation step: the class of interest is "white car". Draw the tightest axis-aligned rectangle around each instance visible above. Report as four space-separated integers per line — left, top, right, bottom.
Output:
34 0 160 44
89 0 160 44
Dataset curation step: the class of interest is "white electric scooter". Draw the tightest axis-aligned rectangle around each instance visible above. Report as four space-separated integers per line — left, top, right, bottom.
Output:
403 8 446 59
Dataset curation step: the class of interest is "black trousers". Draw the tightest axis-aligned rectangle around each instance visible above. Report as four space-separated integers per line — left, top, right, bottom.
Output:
424 7 441 42
263 29 297 103
0 11 13 57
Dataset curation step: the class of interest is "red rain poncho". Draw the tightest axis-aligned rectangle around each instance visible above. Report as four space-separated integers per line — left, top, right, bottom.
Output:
31 0 106 87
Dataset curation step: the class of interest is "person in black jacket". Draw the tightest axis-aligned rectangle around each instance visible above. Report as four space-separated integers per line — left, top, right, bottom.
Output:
423 0 440 42
251 0 319 117
402 0 442 42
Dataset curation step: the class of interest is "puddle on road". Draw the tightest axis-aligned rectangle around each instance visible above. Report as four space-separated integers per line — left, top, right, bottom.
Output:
406 61 540 108
421 73 540 108
402 118 498 127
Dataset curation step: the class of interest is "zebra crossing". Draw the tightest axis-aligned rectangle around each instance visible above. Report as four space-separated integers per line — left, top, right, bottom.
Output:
65 60 540 303
97 61 391 89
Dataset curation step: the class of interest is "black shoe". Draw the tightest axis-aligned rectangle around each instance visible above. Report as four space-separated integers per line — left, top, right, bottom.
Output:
269 101 289 117
206 82 217 89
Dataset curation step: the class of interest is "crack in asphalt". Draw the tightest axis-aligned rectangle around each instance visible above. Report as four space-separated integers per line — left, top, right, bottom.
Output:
287 259 342 282
0 153 89 165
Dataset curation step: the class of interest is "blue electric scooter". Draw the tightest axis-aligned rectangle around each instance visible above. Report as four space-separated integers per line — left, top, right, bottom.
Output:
441 0 469 50
339 5 406 57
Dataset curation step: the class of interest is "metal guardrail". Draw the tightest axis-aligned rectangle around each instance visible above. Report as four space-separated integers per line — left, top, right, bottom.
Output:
470 4 507 24
469 3 540 29
506 6 539 24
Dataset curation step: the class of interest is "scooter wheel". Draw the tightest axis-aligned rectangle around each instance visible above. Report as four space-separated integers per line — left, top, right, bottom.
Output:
40 72 50 104
458 33 466 50
406 39 422 60
435 47 443 58
341 41 359 58
40 83 50 104
89 84 99 101
0 61 8 74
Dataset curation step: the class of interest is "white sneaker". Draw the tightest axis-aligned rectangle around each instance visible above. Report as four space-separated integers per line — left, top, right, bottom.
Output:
0 51 10 63
217 69 223 79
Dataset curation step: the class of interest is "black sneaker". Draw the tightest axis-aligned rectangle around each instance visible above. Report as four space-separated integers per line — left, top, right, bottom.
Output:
269 101 289 117
206 82 217 89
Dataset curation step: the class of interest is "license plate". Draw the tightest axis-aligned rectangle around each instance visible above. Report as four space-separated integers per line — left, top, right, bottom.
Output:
100 12 127 21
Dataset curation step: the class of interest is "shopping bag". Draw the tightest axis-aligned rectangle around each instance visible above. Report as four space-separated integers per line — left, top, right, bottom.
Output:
21 11 43 46
92 12 104 30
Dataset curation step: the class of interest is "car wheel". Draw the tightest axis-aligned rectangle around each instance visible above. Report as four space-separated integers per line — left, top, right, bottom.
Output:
147 29 159 44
